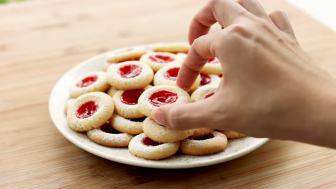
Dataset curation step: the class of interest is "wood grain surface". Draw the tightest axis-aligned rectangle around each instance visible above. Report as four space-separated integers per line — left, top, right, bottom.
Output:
1 0 336 188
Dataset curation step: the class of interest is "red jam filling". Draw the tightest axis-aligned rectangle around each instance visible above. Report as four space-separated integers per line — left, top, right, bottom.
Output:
200 73 211 86
205 92 215 99
76 75 98 88
116 48 133 54
76 101 99 119
218 74 223 78
164 67 180 81
100 123 121 134
190 134 214 140
149 90 178 107
118 64 142 78
142 136 162 146
121 89 145 105
149 55 175 63
207 57 220 64
129 117 146 122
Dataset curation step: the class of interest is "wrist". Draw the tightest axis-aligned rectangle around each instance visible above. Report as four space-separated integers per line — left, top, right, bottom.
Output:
277 77 336 148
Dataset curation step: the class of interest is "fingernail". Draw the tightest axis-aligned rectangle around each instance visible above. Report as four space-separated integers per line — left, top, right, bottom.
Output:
153 108 166 126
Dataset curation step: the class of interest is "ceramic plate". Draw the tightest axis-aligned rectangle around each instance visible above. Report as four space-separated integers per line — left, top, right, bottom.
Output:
49 45 268 169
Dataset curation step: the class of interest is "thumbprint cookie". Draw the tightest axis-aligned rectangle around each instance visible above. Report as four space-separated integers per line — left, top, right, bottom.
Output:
110 114 146 135
87 122 133 147
70 71 110 98
151 42 190 54
180 131 228 156
218 130 246 139
153 65 201 92
191 85 218 102
105 46 147 63
140 52 184 72
142 118 194 143
138 85 190 119
67 92 114 132
107 61 153 90
128 133 180 160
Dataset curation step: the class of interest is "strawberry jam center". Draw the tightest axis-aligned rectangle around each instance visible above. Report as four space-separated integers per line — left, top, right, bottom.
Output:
164 67 180 81
118 65 142 78
149 55 175 63
191 133 214 140
205 92 215 99
200 73 211 86
142 136 162 146
76 101 98 119
121 89 144 105
218 74 223 78
207 57 220 64
100 123 121 134
76 75 98 88
149 90 178 107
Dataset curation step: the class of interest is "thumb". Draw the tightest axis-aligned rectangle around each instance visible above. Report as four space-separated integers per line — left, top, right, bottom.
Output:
153 97 218 131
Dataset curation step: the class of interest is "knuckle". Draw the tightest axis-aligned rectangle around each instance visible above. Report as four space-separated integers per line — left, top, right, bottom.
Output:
271 9 285 16
225 24 250 39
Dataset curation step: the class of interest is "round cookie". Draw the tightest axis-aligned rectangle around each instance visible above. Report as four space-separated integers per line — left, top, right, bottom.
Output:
140 52 184 72
128 133 180 160
218 130 247 139
112 85 152 119
191 85 218 102
189 128 215 138
138 85 190 119
142 118 194 143
151 42 190 54
199 73 221 87
107 61 154 90
110 114 146 135
153 65 201 93
67 92 114 132
201 57 223 75
70 71 110 98
87 122 133 147
105 46 147 63
64 98 76 115
180 131 228 156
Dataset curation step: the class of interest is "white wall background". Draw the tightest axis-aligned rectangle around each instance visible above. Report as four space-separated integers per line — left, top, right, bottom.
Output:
285 0 336 32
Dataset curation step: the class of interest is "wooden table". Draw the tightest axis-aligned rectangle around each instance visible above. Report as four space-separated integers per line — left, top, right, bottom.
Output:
1 0 336 188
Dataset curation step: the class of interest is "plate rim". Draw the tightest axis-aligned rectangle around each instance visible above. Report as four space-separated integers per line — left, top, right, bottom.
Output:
48 45 269 169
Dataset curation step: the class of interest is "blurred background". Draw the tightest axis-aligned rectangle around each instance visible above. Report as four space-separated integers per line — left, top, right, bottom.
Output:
1 0 335 32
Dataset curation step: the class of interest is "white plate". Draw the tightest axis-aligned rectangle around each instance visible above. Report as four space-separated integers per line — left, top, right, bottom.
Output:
49 45 269 169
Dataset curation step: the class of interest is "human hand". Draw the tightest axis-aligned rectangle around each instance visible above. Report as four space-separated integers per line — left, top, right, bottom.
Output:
153 0 336 147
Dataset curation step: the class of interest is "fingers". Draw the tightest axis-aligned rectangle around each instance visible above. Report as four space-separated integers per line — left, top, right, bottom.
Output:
177 32 220 90
269 10 297 40
153 97 218 130
188 3 216 44
236 0 271 21
189 0 248 44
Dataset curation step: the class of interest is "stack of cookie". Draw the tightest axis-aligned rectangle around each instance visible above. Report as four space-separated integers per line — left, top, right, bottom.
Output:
65 42 245 160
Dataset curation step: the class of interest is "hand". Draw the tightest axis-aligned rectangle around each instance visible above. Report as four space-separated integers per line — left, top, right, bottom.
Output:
153 0 336 147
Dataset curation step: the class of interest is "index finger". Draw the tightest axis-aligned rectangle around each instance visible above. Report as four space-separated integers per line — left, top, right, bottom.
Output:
177 32 221 90
189 0 248 44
